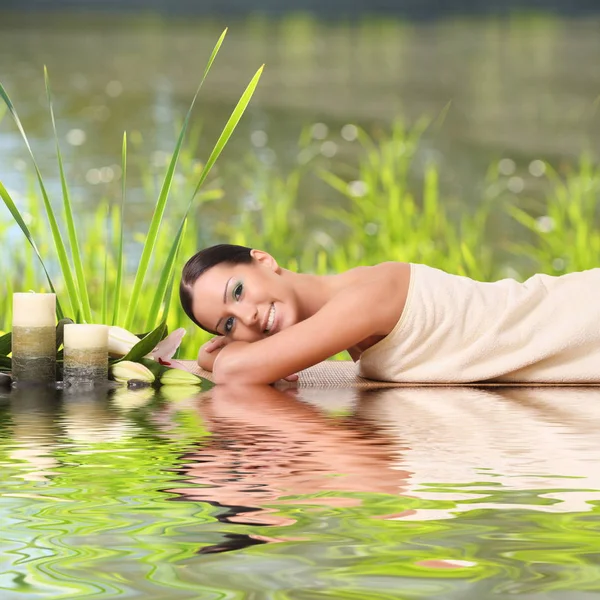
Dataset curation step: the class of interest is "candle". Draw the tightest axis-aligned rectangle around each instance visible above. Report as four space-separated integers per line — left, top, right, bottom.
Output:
12 293 57 384
63 324 109 386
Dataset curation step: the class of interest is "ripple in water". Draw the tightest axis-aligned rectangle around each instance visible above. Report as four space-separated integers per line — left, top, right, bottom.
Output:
0 383 599 597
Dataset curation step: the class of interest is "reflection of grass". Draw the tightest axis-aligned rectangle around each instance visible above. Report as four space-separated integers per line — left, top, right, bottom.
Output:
2 97 600 357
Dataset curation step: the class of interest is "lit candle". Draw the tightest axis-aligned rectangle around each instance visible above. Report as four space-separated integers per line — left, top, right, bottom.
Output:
12 293 57 384
63 324 109 386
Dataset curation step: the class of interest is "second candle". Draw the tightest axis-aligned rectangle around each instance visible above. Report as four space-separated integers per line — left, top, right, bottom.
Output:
63 324 109 386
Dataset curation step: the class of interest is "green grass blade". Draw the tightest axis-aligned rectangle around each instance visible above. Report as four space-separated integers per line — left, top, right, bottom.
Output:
101 253 108 325
189 65 264 202
145 218 187 331
112 132 127 326
0 181 64 319
44 67 92 323
160 63 263 330
123 29 228 330
160 265 177 325
0 79 80 318
201 28 228 83
101 213 110 324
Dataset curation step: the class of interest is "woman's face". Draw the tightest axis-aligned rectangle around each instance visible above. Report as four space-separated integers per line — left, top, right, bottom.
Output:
190 251 300 342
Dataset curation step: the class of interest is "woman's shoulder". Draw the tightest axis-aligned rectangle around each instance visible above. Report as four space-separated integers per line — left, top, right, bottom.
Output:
338 260 410 287
330 261 411 336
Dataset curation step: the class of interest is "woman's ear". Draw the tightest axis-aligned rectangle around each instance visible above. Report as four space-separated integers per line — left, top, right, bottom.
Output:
250 249 280 272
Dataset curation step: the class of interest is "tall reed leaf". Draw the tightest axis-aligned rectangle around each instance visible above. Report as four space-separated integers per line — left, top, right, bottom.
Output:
123 29 228 330
0 181 64 319
0 80 80 318
145 58 264 331
45 67 92 323
189 65 264 201
145 218 187 331
112 132 127 325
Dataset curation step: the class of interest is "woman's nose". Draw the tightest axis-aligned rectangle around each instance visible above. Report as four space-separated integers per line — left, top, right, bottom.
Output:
236 303 259 328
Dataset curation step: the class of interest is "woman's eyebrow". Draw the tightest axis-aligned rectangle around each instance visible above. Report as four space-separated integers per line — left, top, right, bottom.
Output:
214 277 233 333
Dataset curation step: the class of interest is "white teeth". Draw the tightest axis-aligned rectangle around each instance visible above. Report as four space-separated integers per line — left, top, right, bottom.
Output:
265 304 275 333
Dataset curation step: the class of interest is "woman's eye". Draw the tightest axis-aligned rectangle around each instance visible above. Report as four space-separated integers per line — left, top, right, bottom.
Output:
233 282 243 300
224 317 235 334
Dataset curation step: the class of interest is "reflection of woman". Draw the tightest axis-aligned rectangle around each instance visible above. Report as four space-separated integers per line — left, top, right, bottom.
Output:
356 386 600 515
166 385 410 526
180 244 600 385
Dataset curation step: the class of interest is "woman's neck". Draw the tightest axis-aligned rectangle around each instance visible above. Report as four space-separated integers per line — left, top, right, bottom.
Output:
280 269 339 322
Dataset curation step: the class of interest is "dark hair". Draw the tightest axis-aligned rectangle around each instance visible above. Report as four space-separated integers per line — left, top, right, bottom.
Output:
179 244 254 332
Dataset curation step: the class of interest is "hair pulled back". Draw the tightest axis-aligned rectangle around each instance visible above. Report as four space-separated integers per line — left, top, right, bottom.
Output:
179 244 253 332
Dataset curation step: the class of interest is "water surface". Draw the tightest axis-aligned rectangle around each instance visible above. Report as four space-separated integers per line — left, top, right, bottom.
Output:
1 383 600 598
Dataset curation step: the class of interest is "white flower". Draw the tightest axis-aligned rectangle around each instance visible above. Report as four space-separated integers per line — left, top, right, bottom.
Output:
111 361 155 384
108 326 142 357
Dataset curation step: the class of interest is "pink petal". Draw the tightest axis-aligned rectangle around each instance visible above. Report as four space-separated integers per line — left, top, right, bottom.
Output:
150 328 186 361
163 358 198 373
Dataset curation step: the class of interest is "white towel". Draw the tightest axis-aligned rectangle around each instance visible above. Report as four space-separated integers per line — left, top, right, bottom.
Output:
359 264 600 383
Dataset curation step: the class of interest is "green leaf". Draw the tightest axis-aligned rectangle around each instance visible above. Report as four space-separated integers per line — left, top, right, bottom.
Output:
123 29 228 330
112 131 127 326
0 78 80 318
145 218 187 331
0 356 12 370
188 65 264 203
120 322 168 363
0 332 11 355
166 63 264 295
45 67 92 323
506 204 539 232
101 250 108 325
319 169 352 197
0 180 65 320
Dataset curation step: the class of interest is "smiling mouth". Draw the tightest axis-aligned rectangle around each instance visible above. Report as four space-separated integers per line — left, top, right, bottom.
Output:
263 303 275 334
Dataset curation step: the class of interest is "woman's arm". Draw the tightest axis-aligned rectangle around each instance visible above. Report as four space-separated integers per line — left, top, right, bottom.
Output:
197 337 229 372
213 263 409 384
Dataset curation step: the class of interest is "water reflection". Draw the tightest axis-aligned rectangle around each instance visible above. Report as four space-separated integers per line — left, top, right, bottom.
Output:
4 387 62 483
0 383 599 596
161 384 600 528
356 387 600 516
166 385 410 529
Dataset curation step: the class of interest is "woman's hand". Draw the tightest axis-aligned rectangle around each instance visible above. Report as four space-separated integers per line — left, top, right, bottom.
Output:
197 336 230 372
199 336 298 383
203 336 229 354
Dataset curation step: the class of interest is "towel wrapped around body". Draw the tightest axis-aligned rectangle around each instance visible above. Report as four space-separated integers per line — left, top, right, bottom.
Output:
358 264 600 383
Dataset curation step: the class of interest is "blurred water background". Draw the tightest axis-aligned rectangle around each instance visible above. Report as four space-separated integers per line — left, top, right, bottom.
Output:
1 3 600 235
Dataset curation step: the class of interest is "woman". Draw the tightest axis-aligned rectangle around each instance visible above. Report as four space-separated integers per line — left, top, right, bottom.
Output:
179 244 600 385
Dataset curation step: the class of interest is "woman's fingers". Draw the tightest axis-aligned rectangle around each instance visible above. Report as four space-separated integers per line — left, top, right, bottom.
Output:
204 336 226 353
283 373 299 382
